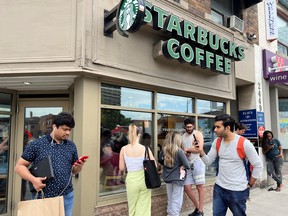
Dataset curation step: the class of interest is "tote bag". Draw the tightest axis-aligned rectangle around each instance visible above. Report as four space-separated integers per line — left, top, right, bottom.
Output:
17 191 65 216
143 146 161 189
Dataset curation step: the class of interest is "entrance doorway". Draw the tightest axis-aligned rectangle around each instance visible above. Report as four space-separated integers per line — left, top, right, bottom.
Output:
12 99 69 215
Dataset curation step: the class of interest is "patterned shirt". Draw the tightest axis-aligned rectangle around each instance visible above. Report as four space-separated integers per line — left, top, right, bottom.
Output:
21 134 78 197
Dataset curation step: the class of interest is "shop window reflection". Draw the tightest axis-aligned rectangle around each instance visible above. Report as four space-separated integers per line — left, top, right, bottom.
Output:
0 93 12 112
100 109 153 195
198 117 217 177
157 114 187 156
101 84 152 109
0 115 11 214
157 93 194 113
197 99 225 115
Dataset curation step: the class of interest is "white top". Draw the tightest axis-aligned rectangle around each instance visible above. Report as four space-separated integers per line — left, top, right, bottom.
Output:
123 146 144 172
182 131 199 162
201 134 263 191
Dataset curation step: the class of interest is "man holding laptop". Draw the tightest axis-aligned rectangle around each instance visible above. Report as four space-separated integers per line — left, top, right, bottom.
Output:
15 112 88 216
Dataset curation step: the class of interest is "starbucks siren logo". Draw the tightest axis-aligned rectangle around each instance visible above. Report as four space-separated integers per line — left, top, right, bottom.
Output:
117 0 145 34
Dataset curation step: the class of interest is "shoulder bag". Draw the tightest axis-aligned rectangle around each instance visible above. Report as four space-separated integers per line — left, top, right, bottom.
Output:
143 146 161 189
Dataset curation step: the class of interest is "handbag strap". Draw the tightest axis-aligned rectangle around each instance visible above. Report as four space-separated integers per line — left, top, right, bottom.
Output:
145 146 150 160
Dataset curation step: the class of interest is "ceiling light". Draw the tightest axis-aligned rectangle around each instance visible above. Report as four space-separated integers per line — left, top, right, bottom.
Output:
23 82 31 85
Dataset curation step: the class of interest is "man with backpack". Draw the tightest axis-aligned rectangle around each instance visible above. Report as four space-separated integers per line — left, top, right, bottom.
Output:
196 114 262 216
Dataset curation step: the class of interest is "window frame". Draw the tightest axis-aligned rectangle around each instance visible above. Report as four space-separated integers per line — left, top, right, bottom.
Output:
99 83 228 198
277 13 288 57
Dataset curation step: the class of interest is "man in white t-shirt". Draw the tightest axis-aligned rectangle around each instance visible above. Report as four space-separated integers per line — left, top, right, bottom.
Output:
197 114 262 216
182 118 205 216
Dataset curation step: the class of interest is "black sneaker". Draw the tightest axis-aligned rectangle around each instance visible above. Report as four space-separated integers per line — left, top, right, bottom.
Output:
194 211 204 216
188 208 199 216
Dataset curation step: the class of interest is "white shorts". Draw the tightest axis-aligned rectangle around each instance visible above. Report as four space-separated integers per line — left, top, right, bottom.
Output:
184 157 206 185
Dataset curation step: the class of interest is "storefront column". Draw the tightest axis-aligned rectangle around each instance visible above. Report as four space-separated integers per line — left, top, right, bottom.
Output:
73 76 100 216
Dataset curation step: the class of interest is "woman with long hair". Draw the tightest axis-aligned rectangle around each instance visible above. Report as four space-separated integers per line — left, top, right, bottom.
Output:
262 130 284 191
119 123 155 216
162 131 190 216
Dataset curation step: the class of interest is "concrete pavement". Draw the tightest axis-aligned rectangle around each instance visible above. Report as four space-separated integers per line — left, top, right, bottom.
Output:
181 162 288 216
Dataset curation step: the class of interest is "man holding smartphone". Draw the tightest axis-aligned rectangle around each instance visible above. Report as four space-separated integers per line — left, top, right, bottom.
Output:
182 118 205 216
15 112 87 216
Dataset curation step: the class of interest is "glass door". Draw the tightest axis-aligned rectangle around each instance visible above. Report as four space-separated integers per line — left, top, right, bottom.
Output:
13 100 69 213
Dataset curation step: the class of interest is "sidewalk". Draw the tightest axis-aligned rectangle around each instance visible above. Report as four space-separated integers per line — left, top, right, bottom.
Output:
181 162 288 216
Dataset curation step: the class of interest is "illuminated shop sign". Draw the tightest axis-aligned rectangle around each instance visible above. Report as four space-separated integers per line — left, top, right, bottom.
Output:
116 0 245 75
262 49 288 84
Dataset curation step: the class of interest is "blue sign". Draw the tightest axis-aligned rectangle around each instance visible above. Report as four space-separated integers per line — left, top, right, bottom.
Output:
239 109 257 137
239 109 265 138
257 112 265 126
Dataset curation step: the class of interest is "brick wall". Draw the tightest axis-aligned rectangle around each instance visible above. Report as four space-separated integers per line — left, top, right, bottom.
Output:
243 5 259 44
94 184 214 215
188 0 211 18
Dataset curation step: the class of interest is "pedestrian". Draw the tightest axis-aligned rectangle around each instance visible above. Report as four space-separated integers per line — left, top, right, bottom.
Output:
119 123 154 216
15 112 87 216
262 130 284 192
162 131 190 216
182 118 205 216
235 122 247 135
196 114 262 216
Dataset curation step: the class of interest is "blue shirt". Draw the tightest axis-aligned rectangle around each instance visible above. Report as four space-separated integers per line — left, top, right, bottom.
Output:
21 134 78 197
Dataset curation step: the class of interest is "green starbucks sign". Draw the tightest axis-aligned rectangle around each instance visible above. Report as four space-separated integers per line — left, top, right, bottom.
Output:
116 0 245 74
117 0 145 33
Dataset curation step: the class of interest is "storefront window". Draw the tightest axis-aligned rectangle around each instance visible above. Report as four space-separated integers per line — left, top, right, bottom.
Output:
0 93 12 112
157 114 188 149
279 99 288 149
157 93 194 113
197 99 225 115
100 83 226 196
0 114 11 214
100 109 153 195
101 84 152 109
198 117 217 177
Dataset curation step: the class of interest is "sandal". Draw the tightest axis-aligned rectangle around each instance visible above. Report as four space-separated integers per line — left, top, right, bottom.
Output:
268 187 275 191
275 187 281 192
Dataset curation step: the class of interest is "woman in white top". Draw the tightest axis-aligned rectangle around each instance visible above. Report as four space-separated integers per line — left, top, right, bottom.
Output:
119 124 156 216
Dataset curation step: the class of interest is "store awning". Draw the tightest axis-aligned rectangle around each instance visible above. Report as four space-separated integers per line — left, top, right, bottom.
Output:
244 0 263 8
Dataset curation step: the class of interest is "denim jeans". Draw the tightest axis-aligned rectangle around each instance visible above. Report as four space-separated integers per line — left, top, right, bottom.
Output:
213 184 249 216
64 191 74 216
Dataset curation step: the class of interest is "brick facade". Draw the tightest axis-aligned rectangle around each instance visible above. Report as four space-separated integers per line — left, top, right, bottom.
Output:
188 0 211 18
243 5 259 44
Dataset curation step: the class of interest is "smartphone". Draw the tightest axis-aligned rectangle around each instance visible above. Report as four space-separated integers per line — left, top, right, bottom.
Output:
193 134 199 148
73 155 89 165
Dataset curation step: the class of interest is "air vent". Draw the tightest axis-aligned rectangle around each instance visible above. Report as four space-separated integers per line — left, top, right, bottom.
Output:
227 15 244 33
